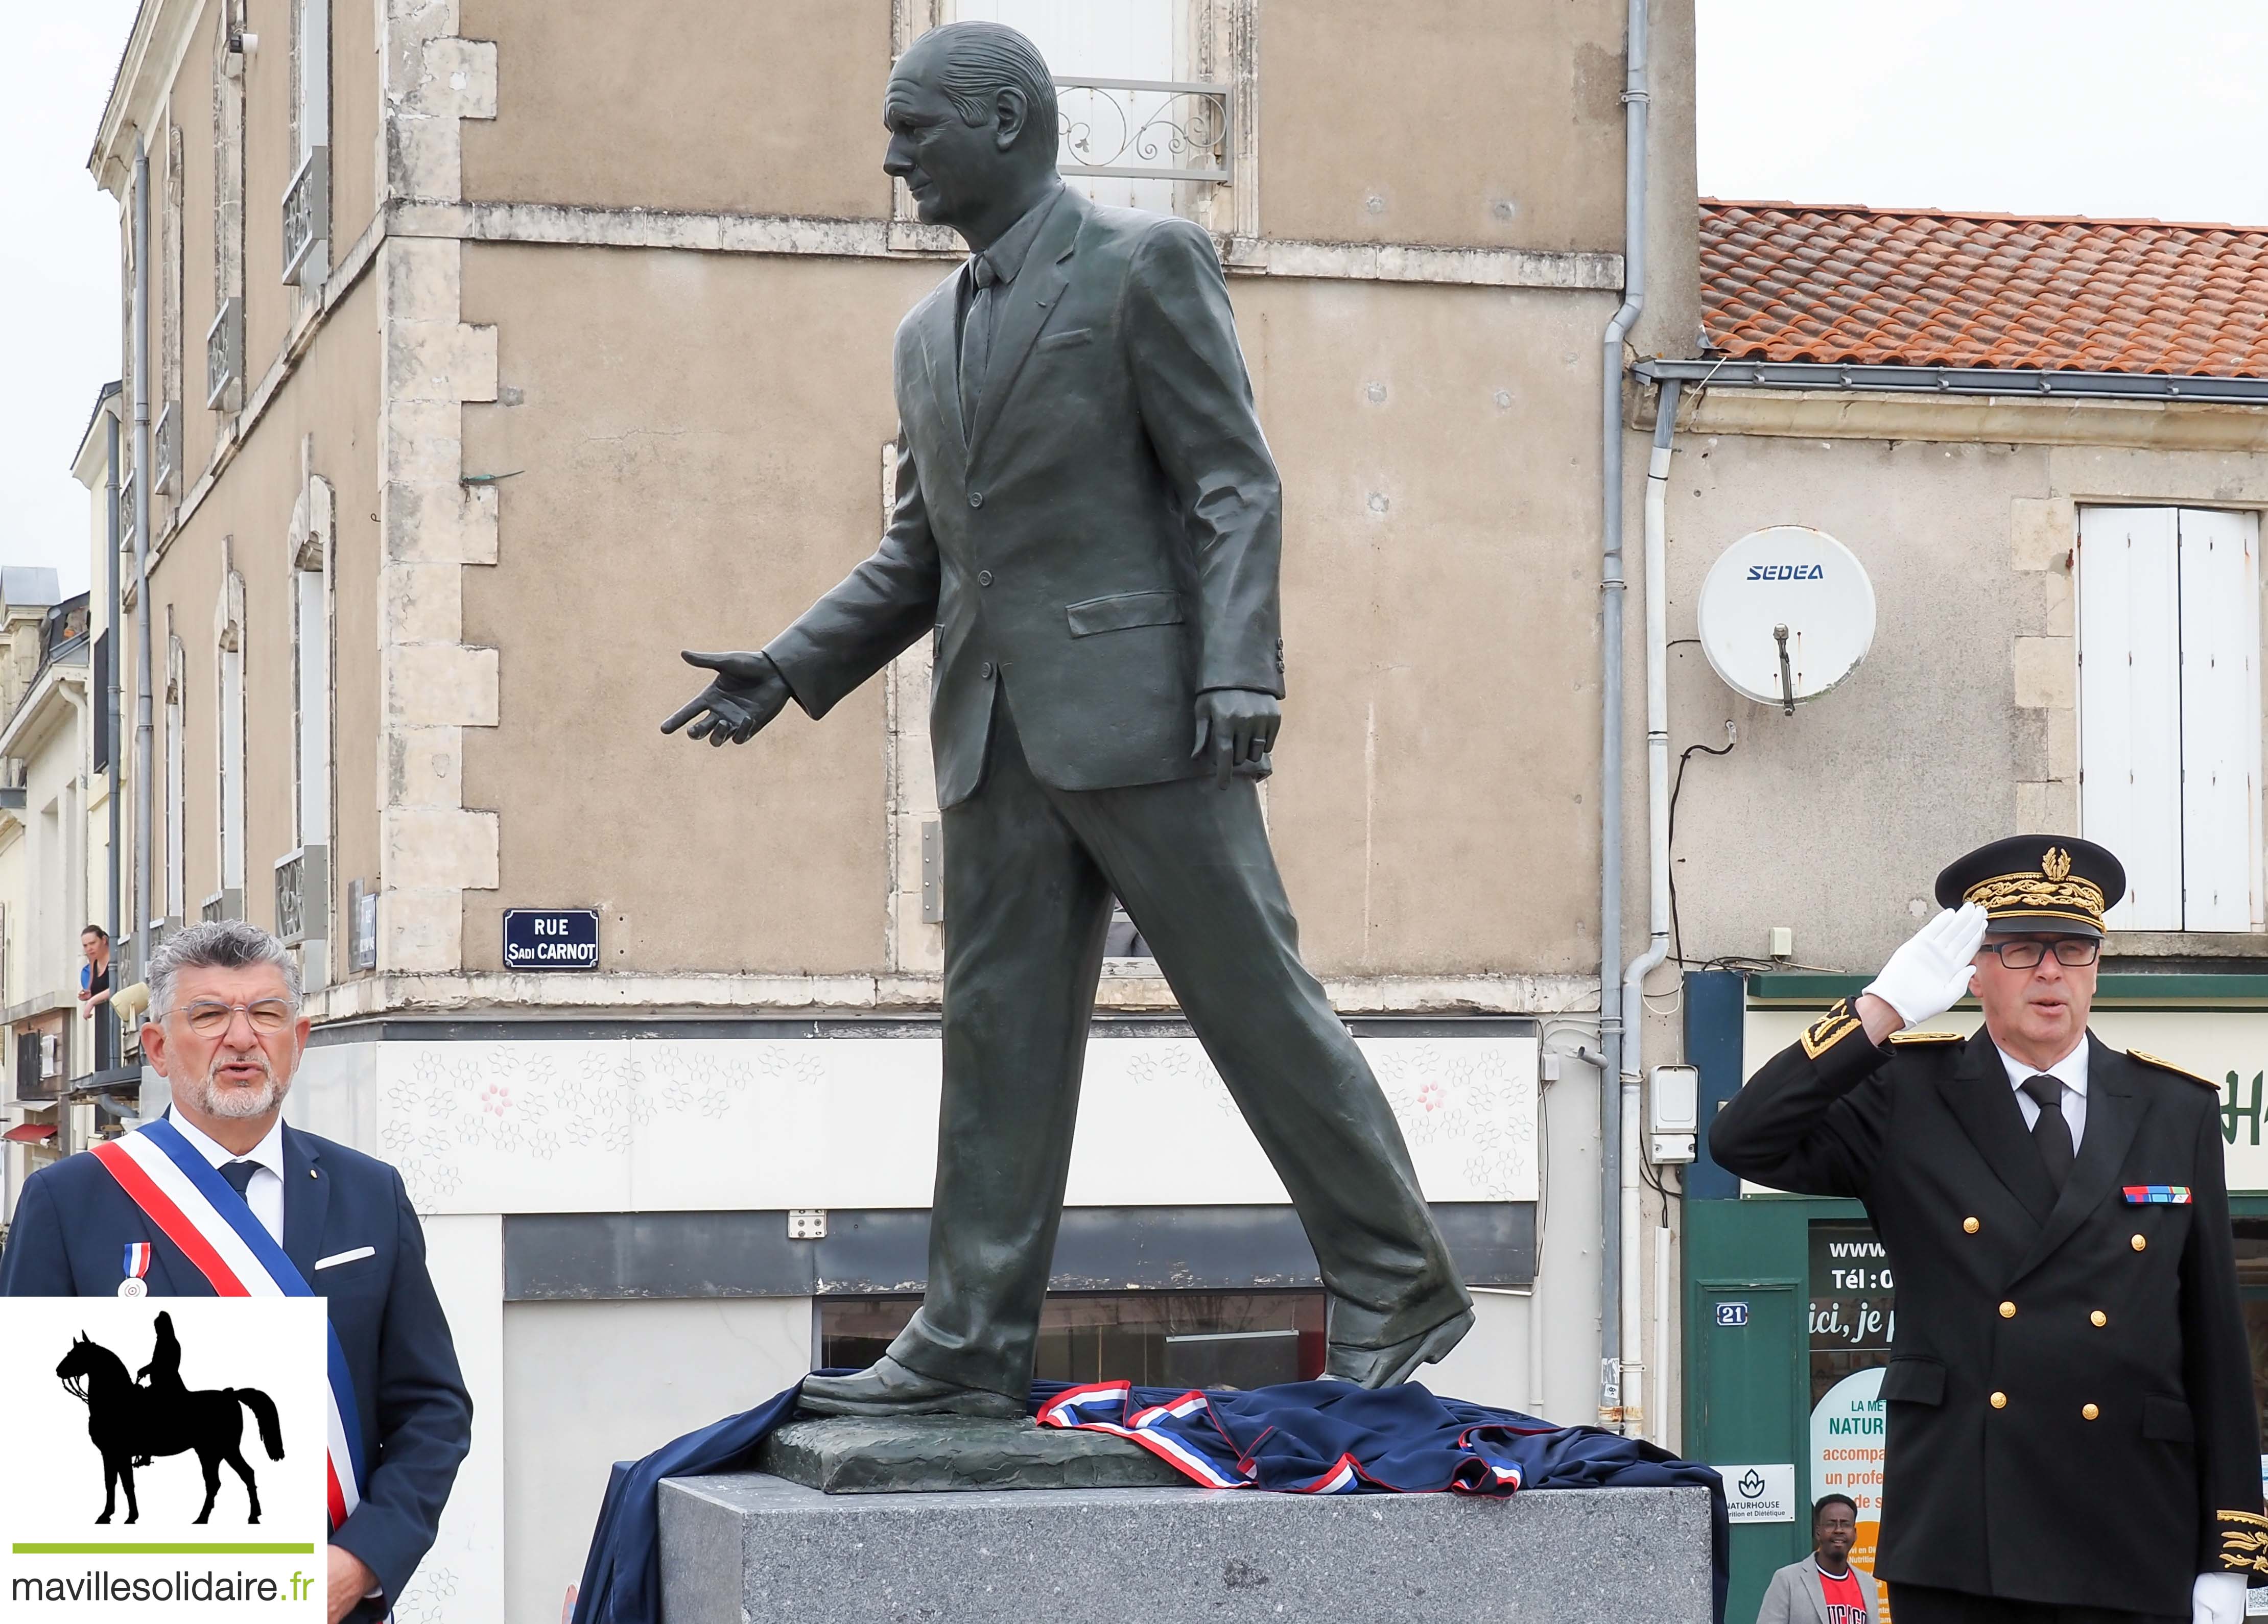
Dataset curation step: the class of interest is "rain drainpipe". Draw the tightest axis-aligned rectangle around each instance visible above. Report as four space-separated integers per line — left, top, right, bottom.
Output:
133 138 155 1022
105 399 122 1072
1596 0 1649 1434
1618 378 1682 1442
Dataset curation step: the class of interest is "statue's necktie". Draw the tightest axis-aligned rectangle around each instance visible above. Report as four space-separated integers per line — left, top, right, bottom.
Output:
2021 1076 2074 1193
220 1160 261 1199
960 254 998 439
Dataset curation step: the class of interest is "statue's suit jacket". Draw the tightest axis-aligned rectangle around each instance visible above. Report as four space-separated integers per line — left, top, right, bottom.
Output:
764 188 1284 805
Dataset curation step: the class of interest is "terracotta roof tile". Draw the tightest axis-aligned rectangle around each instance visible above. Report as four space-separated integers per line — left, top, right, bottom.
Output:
1699 201 2268 377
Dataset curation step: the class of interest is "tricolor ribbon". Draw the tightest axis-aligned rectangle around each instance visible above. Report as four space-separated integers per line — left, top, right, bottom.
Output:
121 1241 151 1281
89 1120 368 1530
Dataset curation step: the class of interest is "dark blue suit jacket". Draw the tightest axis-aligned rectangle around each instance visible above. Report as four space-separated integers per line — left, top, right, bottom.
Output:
0 1125 472 1616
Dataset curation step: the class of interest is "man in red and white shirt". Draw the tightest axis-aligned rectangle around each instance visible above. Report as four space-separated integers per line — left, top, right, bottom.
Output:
1756 1496 1881 1624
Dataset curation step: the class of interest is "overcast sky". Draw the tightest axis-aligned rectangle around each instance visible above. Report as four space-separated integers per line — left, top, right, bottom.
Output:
5 2 2267 598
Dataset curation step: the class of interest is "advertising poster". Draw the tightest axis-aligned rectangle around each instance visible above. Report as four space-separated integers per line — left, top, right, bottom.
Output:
0 1299 328 1622
1811 1222 1895 1606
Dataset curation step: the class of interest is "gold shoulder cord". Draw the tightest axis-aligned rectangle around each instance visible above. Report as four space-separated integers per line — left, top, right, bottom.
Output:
2130 1049 2219 1088
1887 1029 1964 1045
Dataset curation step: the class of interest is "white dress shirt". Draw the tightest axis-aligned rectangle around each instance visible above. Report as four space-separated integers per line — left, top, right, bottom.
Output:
1997 1038 2089 1155
168 1110 288 1246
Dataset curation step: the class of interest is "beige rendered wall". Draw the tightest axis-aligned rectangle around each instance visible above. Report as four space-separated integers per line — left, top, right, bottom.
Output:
1252 277 1613 976
1663 433 2042 974
139 274 382 960
457 236 1617 979
457 244 943 974
334 0 382 251
240 1 298 387
458 0 896 219
165 18 219 506
1661 425 2268 975
1261 0 1628 251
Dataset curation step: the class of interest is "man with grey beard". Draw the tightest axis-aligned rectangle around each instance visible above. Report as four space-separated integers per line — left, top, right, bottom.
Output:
0 921 470 1624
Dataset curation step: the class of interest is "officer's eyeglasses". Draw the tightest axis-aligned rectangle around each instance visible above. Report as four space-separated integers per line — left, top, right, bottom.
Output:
173 998 298 1036
1978 939 2100 969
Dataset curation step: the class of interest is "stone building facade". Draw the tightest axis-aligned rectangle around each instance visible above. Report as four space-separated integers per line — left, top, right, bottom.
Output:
83 5 1698 1618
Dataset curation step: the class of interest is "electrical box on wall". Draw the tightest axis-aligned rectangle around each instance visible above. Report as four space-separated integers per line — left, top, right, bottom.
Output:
1648 1064 1698 1164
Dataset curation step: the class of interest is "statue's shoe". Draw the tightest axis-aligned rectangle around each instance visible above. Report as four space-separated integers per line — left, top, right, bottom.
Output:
1321 1305 1476 1388
797 1355 1025 1419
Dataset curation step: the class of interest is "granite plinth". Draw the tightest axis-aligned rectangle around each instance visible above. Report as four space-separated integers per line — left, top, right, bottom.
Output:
754 1415 1186 1492
658 1473 1713 1624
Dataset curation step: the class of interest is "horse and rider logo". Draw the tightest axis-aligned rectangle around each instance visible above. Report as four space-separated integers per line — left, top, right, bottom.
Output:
54 1311 285 1525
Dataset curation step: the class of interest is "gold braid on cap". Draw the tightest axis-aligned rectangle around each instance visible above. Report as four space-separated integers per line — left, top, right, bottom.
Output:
1962 847 2106 930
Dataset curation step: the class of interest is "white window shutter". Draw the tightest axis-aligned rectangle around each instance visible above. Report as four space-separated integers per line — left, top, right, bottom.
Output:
2176 508 2262 931
2078 507 2183 929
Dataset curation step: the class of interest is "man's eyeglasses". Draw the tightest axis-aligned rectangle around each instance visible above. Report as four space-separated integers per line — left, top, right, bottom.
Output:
1979 938 2100 969
171 999 298 1036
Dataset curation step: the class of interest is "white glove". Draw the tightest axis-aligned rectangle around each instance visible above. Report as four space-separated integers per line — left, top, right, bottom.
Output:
2194 1571 2245 1624
1861 903 1988 1028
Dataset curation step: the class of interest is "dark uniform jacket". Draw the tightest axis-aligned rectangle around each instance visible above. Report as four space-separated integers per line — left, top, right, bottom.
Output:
762 186 1285 809
1710 1007 2265 1615
0 1126 472 1622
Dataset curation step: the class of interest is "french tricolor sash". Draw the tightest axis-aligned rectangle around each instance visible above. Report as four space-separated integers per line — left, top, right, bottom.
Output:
89 1119 369 1530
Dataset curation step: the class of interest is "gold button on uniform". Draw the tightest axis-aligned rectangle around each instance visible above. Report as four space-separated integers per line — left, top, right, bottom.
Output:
2131 1234 2147 1252
1999 1301 2016 1319
1963 1217 1980 1234
2082 1403 2099 1420
1990 1391 2007 1409
2091 1310 2108 1327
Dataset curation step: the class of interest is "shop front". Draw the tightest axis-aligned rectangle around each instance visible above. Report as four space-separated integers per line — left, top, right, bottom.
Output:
1685 970 2268 1622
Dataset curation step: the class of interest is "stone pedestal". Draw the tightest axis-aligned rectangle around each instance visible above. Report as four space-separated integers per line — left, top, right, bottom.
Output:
659 1471 1714 1623
755 1415 1186 1493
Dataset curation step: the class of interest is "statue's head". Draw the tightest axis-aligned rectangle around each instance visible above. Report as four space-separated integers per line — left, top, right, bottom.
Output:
884 22 1058 233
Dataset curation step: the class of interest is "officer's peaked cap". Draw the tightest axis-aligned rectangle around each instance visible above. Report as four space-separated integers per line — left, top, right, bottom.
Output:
1933 835 2125 939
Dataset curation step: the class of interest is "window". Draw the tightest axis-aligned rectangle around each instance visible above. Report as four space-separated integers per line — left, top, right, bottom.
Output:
955 0 1179 212
2077 506 2263 931
284 0 332 285
290 500 330 851
208 1 246 410
216 582 246 914
164 632 185 923
915 0 1241 230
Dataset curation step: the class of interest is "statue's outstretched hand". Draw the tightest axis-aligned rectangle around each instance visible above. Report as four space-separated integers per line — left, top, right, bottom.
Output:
662 651 793 747
1192 689 1280 789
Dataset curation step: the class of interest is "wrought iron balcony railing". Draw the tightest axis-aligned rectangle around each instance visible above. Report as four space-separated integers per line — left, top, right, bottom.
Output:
282 146 330 283
206 297 243 409
1054 78 1230 185
153 402 177 495
274 845 329 946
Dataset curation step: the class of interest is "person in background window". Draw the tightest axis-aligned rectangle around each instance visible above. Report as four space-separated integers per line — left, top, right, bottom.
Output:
1757 1496 1879 1624
79 925 113 1067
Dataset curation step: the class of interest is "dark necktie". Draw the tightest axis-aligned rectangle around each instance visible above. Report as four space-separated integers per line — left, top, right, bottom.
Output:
959 254 998 437
2021 1076 2075 1192
219 1160 261 1200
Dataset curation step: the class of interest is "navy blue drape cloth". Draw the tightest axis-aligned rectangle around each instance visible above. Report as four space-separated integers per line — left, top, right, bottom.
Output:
568 1378 1729 1624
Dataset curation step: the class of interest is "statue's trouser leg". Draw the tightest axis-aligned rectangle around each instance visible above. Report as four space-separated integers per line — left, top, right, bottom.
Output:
1070 767 1472 1355
886 702 1116 1398
888 702 1470 1399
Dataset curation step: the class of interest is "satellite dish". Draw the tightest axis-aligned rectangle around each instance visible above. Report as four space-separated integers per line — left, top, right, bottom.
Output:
1696 526 1876 714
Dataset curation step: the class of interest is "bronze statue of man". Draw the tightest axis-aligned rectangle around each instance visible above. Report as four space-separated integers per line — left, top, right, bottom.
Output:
664 21 1472 1416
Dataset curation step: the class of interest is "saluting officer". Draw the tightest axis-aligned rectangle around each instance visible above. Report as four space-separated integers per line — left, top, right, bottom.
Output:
1712 837 2264 1624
